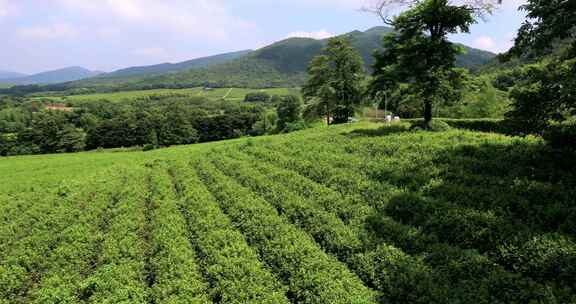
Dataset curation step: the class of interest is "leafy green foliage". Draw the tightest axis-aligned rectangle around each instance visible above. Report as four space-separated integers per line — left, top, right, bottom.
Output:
0 95 266 156
543 120 576 149
370 0 475 125
303 37 366 124
508 0 576 59
1 122 575 302
276 95 303 132
498 0 576 144
244 92 271 102
0 27 495 96
505 58 576 136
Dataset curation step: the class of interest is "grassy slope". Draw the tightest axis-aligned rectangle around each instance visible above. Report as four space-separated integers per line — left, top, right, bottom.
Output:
31 87 299 103
0 122 544 192
1 122 574 303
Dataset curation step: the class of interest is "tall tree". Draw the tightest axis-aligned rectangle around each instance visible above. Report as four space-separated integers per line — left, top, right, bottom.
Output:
302 37 365 125
507 0 576 59
276 95 303 132
369 0 475 126
503 0 576 135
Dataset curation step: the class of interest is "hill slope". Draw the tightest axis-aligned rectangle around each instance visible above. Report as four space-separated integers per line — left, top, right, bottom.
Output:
0 70 27 80
1 66 102 85
99 49 252 79
50 27 495 91
125 26 495 88
1 122 574 303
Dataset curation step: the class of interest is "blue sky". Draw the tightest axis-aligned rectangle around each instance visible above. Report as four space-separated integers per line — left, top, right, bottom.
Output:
0 0 527 74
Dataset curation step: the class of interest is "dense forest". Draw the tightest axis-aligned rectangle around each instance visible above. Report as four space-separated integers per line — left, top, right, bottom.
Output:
0 94 306 156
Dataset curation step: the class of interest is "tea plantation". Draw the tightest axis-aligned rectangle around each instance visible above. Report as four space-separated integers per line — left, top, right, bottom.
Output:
1 122 575 303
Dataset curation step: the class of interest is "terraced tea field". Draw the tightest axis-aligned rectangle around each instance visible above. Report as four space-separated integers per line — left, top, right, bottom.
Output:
1 122 575 303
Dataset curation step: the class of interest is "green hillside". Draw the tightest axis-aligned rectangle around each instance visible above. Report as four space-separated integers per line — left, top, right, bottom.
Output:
1 122 574 303
1 27 495 95
96 49 253 79
33 87 298 103
125 26 494 89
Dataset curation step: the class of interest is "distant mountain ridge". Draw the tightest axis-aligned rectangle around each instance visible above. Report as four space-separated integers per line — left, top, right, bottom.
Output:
115 26 496 89
99 49 252 79
0 70 28 80
0 67 102 85
2 26 497 93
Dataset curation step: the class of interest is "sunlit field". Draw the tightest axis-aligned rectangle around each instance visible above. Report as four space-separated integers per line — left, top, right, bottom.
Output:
1 122 574 303
30 87 300 103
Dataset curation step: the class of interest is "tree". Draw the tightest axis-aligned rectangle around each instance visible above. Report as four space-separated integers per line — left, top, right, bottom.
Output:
362 0 501 24
276 95 303 132
503 0 576 136
369 0 475 127
302 37 365 125
57 125 86 153
158 104 199 146
507 0 576 59
19 111 86 154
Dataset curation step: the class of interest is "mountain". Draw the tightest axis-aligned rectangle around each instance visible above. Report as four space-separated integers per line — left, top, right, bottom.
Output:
1 67 102 85
3 27 497 93
122 26 496 89
100 49 252 79
0 70 28 80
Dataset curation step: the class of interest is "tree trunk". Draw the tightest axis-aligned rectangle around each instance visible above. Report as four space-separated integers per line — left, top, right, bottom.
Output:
424 99 433 128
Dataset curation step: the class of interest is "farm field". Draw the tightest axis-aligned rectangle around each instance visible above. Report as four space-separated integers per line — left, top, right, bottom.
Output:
31 87 299 103
1 122 575 303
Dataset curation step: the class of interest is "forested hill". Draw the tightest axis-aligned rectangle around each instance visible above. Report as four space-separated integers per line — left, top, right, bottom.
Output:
96 49 253 79
120 26 495 89
2 27 495 93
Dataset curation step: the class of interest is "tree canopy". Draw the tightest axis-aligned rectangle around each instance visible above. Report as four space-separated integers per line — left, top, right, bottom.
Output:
302 37 366 124
370 0 475 125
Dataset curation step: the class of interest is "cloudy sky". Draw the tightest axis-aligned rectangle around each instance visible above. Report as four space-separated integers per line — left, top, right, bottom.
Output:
0 0 527 74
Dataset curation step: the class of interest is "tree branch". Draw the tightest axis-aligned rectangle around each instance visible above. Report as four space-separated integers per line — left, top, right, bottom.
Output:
361 0 503 24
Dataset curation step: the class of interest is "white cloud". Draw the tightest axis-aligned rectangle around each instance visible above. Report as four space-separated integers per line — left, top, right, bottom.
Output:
17 23 78 40
473 36 496 50
287 29 334 40
472 35 514 53
57 0 256 41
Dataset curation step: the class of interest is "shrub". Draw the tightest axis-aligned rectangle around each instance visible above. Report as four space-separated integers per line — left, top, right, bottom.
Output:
142 144 156 151
410 119 451 132
408 118 507 133
425 243 554 304
443 118 507 133
385 193 435 226
543 120 576 149
244 92 271 103
282 120 307 133
349 245 440 304
497 234 576 288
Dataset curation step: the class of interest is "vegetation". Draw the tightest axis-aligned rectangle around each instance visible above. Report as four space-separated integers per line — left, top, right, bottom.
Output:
0 27 495 95
370 0 475 126
494 0 576 144
1 122 575 303
1 0 575 302
0 95 276 156
303 37 366 124
276 95 304 132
